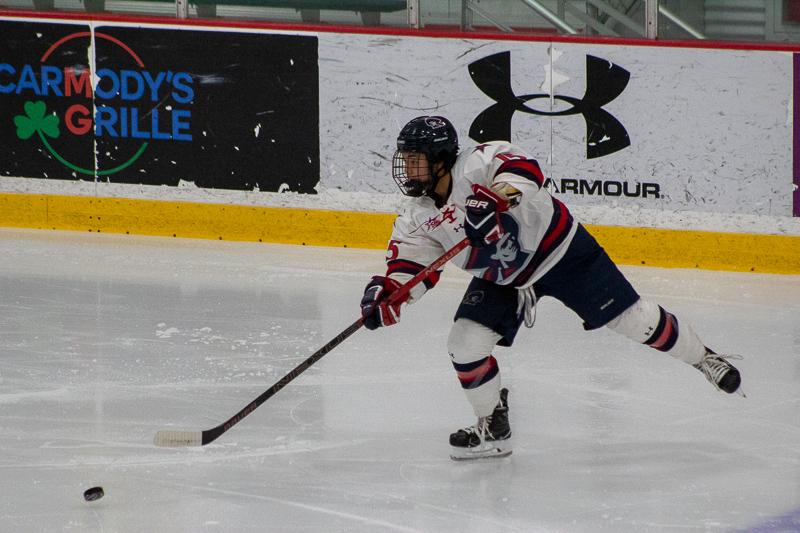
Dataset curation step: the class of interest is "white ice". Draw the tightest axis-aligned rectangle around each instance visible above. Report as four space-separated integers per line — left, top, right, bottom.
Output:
0 228 798 533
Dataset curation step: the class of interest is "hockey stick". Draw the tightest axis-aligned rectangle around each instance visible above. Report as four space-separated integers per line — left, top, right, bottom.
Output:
153 237 470 447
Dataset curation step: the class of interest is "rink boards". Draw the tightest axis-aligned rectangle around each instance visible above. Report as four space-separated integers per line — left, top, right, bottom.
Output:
0 14 798 273
0 191 798 274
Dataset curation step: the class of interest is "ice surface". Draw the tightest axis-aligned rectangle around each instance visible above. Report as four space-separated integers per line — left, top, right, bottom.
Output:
0 228 798 532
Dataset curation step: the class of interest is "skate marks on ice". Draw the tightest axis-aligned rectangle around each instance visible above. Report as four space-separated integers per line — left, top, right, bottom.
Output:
0 229 799 532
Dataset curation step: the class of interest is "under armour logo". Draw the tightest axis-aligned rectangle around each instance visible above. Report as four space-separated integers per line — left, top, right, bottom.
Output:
468 52 631 159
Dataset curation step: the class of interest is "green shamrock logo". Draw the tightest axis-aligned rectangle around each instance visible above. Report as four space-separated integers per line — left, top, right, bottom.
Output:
14 100 60 140
11 98 147 176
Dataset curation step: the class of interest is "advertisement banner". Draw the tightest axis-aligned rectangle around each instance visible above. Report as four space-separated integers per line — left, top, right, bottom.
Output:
0 21 94 181
0 21 320 193
0 19 795 219
319 33 793 217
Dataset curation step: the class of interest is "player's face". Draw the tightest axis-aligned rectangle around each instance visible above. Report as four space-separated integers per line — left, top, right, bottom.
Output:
401 151 431 184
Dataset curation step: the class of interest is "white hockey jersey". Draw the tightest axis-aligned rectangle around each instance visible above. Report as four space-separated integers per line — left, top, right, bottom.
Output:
385 141 578 301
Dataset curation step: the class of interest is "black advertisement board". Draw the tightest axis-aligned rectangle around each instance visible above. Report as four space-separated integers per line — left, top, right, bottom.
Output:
0 21 95 181
0 21 320 193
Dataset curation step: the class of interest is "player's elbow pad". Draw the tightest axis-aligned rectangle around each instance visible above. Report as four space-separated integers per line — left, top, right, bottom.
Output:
490 181 522 208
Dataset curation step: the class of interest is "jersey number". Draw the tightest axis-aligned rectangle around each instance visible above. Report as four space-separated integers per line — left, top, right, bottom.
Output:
386 239 400 261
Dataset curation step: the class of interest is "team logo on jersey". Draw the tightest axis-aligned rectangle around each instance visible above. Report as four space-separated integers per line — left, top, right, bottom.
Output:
468 51 630 159
464 214 532 283
461 290 485 306
422 205 459 232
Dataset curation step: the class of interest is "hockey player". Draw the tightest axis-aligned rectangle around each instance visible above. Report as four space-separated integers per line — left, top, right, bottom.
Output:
359 115 742 461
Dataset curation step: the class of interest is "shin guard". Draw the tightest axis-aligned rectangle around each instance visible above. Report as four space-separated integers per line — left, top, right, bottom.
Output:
607 298 706 365
447 319 503 417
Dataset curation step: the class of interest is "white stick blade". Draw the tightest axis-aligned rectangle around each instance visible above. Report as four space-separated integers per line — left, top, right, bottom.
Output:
154 430 203 447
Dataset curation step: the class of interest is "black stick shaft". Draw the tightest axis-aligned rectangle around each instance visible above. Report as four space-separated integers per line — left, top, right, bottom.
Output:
194 238 470 446
200 318 364 444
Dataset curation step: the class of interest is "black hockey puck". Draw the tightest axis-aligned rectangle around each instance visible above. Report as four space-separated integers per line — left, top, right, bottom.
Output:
83 486 104 502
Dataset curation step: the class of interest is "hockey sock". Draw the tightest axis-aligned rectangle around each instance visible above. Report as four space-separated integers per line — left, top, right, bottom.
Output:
606 298 706 365
447 319 503 417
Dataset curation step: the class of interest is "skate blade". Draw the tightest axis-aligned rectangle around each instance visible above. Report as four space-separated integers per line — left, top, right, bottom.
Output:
450 447 512 461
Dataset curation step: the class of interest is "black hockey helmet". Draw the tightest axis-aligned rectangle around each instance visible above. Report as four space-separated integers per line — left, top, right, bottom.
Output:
392 116 459 197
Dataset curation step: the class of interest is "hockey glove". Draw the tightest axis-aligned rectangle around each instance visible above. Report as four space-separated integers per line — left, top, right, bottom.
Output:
464 184 510 248
360 276 405 330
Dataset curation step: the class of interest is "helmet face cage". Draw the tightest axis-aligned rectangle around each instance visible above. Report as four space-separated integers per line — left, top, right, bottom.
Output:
391 150 427 197
391 116 458 197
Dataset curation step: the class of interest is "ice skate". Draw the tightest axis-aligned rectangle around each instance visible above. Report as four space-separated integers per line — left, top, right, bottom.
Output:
693 349 743 395
450 388 512 461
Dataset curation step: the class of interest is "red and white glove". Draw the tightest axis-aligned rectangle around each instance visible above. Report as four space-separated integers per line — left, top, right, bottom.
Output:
464 184 510 247
360 276 406 330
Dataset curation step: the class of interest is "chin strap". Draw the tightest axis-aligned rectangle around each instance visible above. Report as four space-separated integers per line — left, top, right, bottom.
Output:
427 170 453 208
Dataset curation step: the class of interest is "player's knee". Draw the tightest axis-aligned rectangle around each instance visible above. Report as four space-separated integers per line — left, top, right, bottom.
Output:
606 298 662 343
448 319 502 392
447 318 500 364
